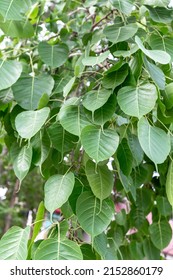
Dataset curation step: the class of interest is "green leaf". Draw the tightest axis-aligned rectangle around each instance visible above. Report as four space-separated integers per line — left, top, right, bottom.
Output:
138 117 170 164
0 88 13 104
15 107 50 139
149 34 173 62
38 42 69 68
142 238 160 260
0 226 30 260
127 132 144 167
58 105 91 136
34 238 83 260
63 77 75 97
81 125 119 163
31 201 45 242
117 138 133 176
76 191 114 237
0 19 34 38
145 5 173 23
82 89 112 112
47 123 78 154
102 64 129 89
104 23 138 44
82 51 110 66
0 0 32 21
117 83 157 119
44 172 75 215
135 36 171 64
110 0 134 15
12 74 54 110
143 56 165 90
143 0 170 7
166 161 173 207
85 160 114 200
0 60 22 91
54 74 72 94
149 220 172 250
13 145 32 182
162 83 173 109
156 196 172 216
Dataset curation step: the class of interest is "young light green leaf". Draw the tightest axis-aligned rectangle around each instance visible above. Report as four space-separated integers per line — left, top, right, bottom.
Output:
44 172 75 215
117 83 157 119
138 117 171 164
34 238 83 260
104 23 138 44
0 226 30 260
85 161 114 200
76 191 114 237
82 51 110 67
13 145 32 182
0 60 22 91
166 161 173 207
38 42 69 68
15 107 50 139
82 89 112 112
81 125 119 163
135 36 171 64
0 0 32 21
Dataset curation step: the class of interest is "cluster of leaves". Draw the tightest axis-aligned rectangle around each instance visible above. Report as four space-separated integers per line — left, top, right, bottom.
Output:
0 0 173 260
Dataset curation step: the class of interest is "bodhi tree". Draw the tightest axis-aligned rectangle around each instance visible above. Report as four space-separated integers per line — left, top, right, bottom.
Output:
0 0 173 260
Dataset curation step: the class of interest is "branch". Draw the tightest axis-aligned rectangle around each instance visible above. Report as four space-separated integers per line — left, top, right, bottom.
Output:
91 10 115 31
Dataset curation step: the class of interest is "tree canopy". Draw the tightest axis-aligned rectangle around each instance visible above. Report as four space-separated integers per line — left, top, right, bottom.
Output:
0 0 173 260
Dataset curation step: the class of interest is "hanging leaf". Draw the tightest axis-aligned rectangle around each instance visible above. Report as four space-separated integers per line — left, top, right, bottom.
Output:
82 89 112 112
12 74 54 110
38 42 69 68
117 138 133 176
76 191 114 237
162 83 173 109
138 117 170 164
117 83 157 119
0 60 22 91
81 125 119 163
0 226 30 260
156 196 172 217
149 220 172 250
13 145 32 182
143 0 170 6
143 56 165 90
127 132 144 167
142 238 160 260
0 0 32 21
58 105 91 136
149 34 173 62
15 107 50 139
63 77 75 97
135 36 171 64
102 64 129 89
145 6 173 23
110 0 134 15
54 74 72 94
85 160 114 200
34 238 83 260
82 51 110 66
0 88 13 104
44 172 75 215
104 23 138 44
166 161 173 207
0 19 34 38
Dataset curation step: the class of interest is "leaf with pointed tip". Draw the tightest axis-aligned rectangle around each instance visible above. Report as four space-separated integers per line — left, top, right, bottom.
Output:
138 117 170 164
86 161 113 200
0 60 22 91
34 238 83 260
38 42 69 68
83 89 112 112
44 172 75 215
76 191 114 237
12 74 54 110
104 23 138 44
0 226 30 260
15 107 50 139
81 125 119 163
117 83 157 119
13 145 32 182
135 36 171 64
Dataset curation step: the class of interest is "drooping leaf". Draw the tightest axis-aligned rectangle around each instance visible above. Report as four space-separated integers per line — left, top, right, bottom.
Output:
13 145 32 182
12 74 54 110
104 23 138 44
149 34 173 62
138 117 171 164
58 105 91 136
135 36 171 64
117 83 157 118
0 0 32 21
81 125 119 163
76 191 114 237
102 64 129 89
149 220 172 250
85 160 114 200
82 89 112 112
0 226 30 260
0 88 13 104
15 107 50 139
38 42 69 68
127 132 144 167
0 19 34 38
117 138 133 176
63 77 75 97
142 238 160 260
162 83 173 109
143 0 170 6
110 0 134 15
0 60 22 91
145 5 173 23
44 172 75 215
166 161 173 207
34 238 83 260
